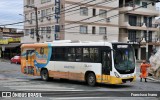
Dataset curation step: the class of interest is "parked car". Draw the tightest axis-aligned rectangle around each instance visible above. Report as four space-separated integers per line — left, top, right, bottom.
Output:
11 55 21 64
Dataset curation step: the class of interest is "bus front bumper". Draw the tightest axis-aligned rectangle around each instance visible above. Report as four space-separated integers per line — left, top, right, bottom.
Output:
109 75 136 84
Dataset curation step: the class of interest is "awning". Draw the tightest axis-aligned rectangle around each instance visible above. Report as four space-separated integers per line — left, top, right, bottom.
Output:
0 43 21 48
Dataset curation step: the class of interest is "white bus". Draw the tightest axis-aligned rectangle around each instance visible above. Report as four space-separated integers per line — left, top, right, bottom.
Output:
21 40 136 86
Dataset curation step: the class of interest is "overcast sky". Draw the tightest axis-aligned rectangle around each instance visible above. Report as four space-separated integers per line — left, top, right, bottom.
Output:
0 1 160 30
0 0 23 29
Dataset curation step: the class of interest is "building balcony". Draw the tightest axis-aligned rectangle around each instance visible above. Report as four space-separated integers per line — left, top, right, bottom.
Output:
140 38 160 46
119 22 158 31
119 34 160 45
119 5 159 17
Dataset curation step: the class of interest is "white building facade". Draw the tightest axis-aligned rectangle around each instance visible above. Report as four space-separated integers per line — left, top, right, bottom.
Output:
119 0 159 60
22 0 160 60
22 0 55 43
22 0 119 43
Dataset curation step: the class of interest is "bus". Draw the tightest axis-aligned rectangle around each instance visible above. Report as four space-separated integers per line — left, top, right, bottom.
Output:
21 40 136 86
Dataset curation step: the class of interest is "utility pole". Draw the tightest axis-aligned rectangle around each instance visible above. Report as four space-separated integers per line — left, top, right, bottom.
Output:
146 17 149 62
159 18 160 42
24 5 40 42
103 11 108 45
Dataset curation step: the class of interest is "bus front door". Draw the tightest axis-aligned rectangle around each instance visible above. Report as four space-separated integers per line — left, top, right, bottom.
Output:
25 50 35 75
101 51 111 82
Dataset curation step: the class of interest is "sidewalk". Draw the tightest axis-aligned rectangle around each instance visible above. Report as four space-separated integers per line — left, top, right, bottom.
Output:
0 58 10 62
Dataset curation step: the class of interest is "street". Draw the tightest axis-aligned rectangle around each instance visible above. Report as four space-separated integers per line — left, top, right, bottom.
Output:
0 60 160 100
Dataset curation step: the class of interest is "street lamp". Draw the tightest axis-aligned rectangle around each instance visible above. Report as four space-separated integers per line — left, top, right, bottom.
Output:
19 14 30 23
24 5 40 42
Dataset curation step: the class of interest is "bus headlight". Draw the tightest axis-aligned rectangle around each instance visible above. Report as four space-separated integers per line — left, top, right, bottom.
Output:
114 72 120 78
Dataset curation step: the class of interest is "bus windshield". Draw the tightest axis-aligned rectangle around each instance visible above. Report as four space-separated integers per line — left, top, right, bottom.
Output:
113 44 135 74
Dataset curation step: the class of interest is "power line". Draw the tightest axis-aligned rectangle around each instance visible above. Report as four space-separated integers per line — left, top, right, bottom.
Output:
0 0 158 29
0 0 91 25
0 0 96 26
65 0 117 17
63 1 157 30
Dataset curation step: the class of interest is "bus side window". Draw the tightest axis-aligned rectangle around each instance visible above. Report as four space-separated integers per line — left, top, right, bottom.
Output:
83 48 92 62
75 48 82 62
51 47 67 61
68 48 75 62
107 52 112 71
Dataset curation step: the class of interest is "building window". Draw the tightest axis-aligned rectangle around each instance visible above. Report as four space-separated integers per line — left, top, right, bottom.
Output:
30 28 34 38
25 29 30 35
46 26 51 33
46 27 51 38
27 0 34 5
46 8 51 16
144 17 152 27
80 7 88 16
41 10 46 17
25 14 28 21
41 0 45 3
93 8 96 16
92 26 96 34
135 0 140 5
144 31 152 42
99 27 106 35
99 9 107 18
47 0 51 2
80 25 88 34
30 12 34 20
128 30 136 42
129 15 137 26
55 25 60 32
31 0 34 5
41 0 51 4
41 27 46 35
27 0 30 5
142 2 147 8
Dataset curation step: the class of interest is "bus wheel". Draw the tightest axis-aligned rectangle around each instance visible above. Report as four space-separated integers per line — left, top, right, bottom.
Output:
41 69 49 81
87 73 96 86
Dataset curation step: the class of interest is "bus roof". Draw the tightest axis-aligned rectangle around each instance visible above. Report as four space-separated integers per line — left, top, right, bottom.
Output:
21 40 130 48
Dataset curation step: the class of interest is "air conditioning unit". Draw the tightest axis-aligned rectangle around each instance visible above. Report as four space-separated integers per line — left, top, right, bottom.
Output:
46 17 51 21
29 20 32 24
46 34 51 38
106 18 110 22
39 18 43 22
40 35 43 39
30 33 34 38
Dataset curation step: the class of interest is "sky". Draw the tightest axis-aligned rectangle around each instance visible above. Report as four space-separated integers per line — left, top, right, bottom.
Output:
0 0 23 30
0 1 160 30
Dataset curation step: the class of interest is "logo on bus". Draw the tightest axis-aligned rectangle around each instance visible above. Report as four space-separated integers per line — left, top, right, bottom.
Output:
84 64 92 67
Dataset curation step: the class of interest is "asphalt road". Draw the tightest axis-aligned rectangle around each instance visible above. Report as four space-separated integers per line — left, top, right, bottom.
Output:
0 60 160 100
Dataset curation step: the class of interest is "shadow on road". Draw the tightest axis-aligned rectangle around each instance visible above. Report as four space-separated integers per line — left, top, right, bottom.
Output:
97 83 133 89
28 78 133 89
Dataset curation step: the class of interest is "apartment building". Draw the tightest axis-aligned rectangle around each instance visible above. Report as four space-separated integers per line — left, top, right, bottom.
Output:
22 0 55 43
63 0 119 41
22 0 119 43
119 0 159 60
22 0 159 60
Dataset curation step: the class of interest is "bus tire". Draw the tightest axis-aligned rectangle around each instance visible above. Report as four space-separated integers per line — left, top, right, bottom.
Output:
40 69 49 81
86 73 96 86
